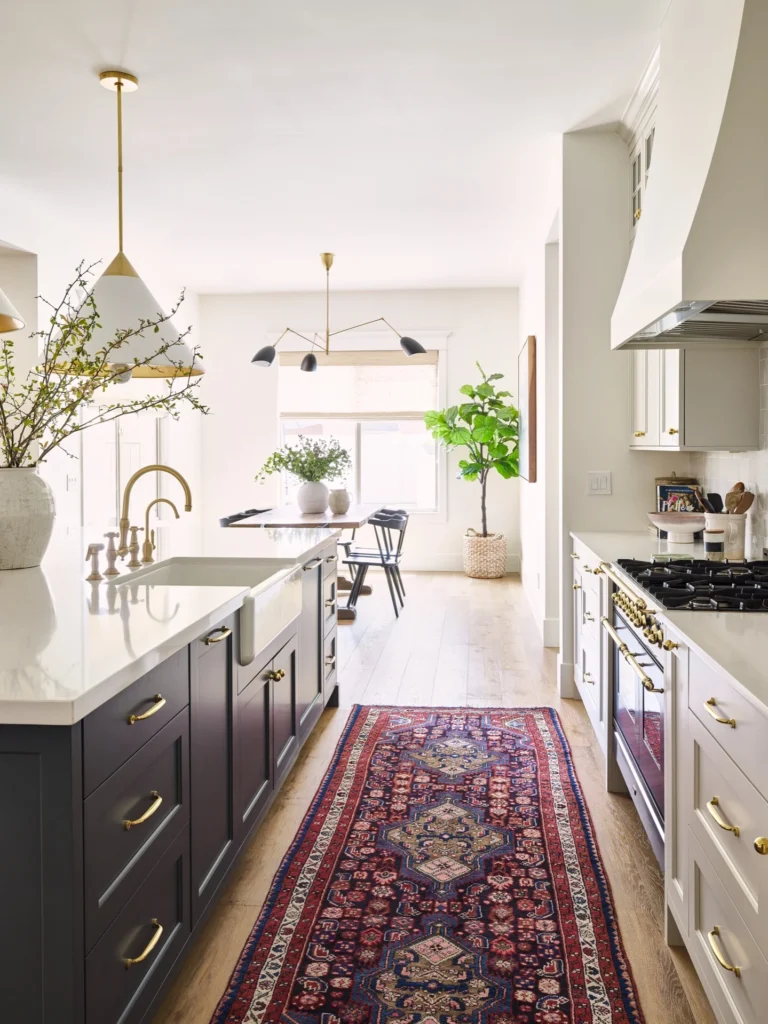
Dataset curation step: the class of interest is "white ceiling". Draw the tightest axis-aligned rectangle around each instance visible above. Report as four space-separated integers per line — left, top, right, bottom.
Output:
0 0 661 294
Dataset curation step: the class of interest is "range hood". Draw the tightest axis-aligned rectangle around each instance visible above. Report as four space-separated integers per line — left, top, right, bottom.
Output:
611 0 768 349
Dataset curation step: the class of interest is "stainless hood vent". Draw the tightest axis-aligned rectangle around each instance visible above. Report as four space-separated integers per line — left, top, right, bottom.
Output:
612 0 768 349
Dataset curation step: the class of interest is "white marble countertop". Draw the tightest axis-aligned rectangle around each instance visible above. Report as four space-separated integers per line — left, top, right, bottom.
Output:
0 529 340 727
573 530 768 713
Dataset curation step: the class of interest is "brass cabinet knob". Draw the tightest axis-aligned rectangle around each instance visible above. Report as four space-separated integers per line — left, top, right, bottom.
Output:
668 428 679 435
754 837 768 855
633 431 646 437
573 583 581 590
662 640 680 651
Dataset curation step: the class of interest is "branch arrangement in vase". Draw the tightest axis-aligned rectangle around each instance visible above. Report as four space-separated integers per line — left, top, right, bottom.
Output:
0 261 208 468
256 435 352 514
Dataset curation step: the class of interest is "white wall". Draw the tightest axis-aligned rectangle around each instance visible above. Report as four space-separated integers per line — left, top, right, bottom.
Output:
197 287 520 571
519 237 561 647
558 129 690 691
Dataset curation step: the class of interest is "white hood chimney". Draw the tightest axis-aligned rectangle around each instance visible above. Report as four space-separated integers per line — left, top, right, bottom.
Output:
611 0 768 349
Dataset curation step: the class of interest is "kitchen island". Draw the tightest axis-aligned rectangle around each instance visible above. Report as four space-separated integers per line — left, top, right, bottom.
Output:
0 528 340 1024
571 530 768 1024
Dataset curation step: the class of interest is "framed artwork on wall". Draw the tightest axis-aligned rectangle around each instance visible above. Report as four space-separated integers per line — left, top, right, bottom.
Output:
518 334 537 482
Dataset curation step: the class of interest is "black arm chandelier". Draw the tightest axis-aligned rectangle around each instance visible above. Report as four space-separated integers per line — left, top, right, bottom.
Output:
251 252 426 372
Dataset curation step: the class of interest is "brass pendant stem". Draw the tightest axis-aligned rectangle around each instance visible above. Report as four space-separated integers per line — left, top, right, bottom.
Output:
325 265 330 355
116 79 124 253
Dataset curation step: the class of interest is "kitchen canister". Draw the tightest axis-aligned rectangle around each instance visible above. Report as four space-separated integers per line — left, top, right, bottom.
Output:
704 512 747 561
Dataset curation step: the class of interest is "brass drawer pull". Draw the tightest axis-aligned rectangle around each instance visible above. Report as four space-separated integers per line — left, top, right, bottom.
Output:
570 552 580 559
302 557 323 571
704 697 736 729
668 427 679 435
573 583 581 591
584 612 595 622
707 796 740 836
633 430 646 437
707 926 741 978
203 626 232 645
583 671 595 685
325 598 336 609
128 694 166 725
123 918 163 968
124 791 163 831
325 655 336 668
326 554 337 563
754 837 768 855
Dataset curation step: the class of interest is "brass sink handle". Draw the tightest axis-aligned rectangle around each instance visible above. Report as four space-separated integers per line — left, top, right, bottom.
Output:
123 919 164 968
141 497 180 564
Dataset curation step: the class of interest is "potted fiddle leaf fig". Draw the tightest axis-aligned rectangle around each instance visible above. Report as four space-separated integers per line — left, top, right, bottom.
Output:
425 362 519 578
256 435 352 514
0 262 207 570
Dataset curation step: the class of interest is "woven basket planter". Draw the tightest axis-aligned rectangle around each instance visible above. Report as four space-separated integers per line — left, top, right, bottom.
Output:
463 528 507 578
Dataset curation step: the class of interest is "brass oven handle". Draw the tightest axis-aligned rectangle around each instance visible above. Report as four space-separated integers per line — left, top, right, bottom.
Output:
601 617 663 693
128 694 166 725
703 698 736 729
707 926 741 978
707 796 740 836
124 791 163 831
303 557 323 572
203 626 232 645
599 563 647 607
123 918 164 968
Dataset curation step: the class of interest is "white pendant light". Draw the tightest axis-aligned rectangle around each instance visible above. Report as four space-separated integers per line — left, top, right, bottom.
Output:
63 71 201 378
0 287 24 334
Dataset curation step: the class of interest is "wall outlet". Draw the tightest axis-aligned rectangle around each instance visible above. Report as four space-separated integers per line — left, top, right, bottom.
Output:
587 471 612 496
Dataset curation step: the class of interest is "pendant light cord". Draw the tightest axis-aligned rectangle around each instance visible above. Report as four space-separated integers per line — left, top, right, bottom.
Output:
116 79 124 253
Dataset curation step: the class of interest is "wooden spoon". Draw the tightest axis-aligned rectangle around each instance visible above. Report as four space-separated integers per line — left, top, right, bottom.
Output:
724 490 742 514
734 491 755 515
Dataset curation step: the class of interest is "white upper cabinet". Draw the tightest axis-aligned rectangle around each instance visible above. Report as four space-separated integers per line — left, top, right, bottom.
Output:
630 345 759 452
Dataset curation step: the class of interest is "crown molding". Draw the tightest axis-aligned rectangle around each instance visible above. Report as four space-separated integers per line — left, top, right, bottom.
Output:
618 45 660 145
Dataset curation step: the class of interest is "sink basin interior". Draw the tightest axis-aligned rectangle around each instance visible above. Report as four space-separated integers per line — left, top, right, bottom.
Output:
116 557 294 589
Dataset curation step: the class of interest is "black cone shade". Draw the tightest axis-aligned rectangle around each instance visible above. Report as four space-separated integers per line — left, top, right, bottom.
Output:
251 345 276 367
300 352 318 372
400 336 426 356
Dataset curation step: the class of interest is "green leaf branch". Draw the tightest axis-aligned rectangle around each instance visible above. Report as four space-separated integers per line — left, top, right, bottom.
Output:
424 362 519 537
0 262 208 468
256 435 352 485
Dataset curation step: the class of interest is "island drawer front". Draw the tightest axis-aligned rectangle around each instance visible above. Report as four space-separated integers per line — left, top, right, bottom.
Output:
323 630 337 700
689 714 768 952
323 573 337 634
83 648 189 796
323 549 338 578
85 823 190 1024
581 579 600 639
84 709 189 952
687 830 768 1024
688 650 767 799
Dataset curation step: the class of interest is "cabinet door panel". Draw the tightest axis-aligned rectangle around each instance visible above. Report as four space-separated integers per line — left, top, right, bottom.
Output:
236 669 272 835
630 350 660 447
660 349 682 446
273 637 298 785
190 616 236 924
297 561 323 740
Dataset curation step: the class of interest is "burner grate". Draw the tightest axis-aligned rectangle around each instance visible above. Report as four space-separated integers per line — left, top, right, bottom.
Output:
616 559 768 612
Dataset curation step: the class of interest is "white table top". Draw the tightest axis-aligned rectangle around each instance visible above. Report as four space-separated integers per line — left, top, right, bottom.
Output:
230 503 384 529
573 530 768 715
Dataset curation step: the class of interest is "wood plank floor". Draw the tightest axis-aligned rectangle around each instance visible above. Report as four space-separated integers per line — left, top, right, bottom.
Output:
153 571 715 1024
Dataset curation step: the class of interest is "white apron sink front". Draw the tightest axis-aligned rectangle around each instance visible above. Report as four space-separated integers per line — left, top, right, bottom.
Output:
113 557 302 667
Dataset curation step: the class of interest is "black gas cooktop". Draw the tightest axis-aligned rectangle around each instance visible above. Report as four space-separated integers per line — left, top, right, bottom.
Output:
616 558 768 611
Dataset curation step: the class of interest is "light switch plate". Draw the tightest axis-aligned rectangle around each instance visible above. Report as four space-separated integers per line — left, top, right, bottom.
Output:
587 471 612 496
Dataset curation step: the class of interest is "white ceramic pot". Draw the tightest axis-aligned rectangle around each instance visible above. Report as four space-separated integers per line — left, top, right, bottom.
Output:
328 488 351 516
0 467 56 570
297 480 329 515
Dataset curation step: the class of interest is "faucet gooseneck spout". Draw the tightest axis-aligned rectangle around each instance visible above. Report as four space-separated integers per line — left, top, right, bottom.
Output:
118 464 192 558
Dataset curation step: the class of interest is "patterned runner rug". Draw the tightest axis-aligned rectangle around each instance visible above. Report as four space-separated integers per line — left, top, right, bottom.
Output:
212 706 644 1024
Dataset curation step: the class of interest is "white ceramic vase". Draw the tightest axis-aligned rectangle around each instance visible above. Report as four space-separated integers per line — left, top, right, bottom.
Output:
328 487 351 515
0 467 56 570
297 480 329 515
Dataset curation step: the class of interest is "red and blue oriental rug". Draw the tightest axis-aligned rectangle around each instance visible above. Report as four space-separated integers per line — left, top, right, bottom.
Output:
212 706 644 1024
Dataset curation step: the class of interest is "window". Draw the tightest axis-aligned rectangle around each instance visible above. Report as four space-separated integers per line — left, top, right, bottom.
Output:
278 351 441 513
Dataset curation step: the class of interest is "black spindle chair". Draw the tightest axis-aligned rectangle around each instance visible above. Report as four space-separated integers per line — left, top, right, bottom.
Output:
342 512 409 617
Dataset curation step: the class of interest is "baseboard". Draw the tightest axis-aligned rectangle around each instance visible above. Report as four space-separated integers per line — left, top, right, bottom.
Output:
403 553 521 573
542 618 560 649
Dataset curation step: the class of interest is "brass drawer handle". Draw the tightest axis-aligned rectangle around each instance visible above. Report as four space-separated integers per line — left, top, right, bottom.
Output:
584 612 595 622
325 598 336 609
326 554 337 563
633 430 646 437
707 926 741 978
573 583 581 591
204 626 232 645
754 837 768 855
707 796 740 836
124 791 163 831
668 427 679 435
704 697 736 729
583 671 595 685
128 694 166 725
302 557 323 571
570 552 580 560
325 655 336 667
124 918 163 968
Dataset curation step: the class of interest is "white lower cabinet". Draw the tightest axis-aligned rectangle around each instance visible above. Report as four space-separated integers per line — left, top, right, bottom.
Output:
571 541 608 756
664 625 690 938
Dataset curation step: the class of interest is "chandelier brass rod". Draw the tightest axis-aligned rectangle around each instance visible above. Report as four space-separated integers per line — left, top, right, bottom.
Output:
329 316 402 339
274 326 324 351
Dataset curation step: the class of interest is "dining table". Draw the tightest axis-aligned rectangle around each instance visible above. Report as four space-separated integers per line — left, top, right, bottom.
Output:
229 502 385 620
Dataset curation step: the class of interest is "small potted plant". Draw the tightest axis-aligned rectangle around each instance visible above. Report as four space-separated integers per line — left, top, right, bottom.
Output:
0 262 207 570
425 363 519 578
256 435 352 514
